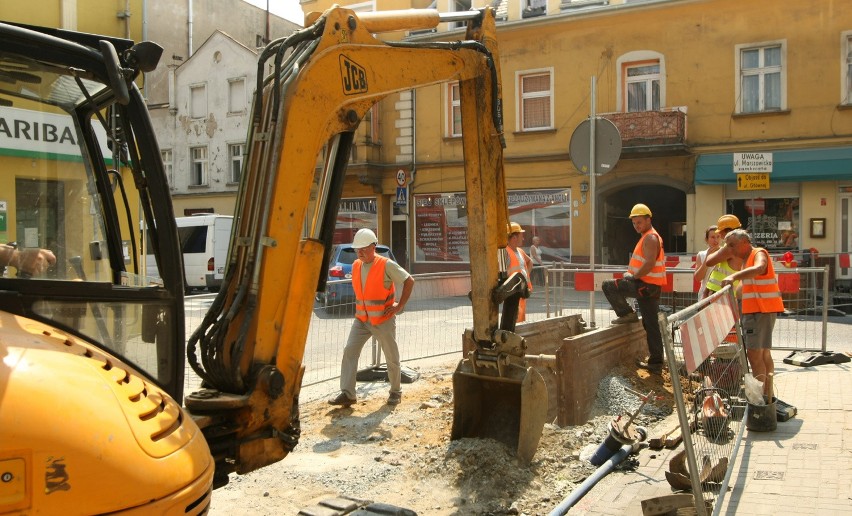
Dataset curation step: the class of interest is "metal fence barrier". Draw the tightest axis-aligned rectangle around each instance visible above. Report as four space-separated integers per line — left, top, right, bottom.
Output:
184 263 838 400
661 286 748 516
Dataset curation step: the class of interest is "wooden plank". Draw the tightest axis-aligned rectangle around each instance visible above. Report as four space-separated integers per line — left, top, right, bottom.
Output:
641 494 695 515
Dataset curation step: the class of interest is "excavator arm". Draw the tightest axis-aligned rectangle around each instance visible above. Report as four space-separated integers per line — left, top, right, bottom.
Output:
182 6 538 486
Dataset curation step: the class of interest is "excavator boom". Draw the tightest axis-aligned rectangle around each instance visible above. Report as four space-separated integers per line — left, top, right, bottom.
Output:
184 5 546 484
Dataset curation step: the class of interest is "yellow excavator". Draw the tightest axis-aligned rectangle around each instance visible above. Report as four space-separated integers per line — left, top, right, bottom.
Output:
0 6 545 514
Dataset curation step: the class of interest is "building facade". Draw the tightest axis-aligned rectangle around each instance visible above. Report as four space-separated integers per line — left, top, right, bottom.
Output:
295 0 852 278
143 0 300 216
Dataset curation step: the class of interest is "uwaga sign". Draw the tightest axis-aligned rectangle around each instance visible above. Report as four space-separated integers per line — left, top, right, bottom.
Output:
733 152 773 173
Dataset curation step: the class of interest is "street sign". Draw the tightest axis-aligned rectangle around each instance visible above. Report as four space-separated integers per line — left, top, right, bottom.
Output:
737 173 770 191
569 117 622 175
396 169 407 187
733 152 773 173
396 186 407 206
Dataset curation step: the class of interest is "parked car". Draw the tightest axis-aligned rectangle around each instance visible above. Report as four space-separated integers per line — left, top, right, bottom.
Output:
316 244 395 307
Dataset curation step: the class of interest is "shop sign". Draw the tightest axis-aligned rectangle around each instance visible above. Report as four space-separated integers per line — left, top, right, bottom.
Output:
733 152 773 173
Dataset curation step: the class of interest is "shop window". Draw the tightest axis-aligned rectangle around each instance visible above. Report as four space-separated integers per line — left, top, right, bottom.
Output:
736 41 786 113
334 197 378 245
725 197 799 251
413 189 571 264
516 69 553 131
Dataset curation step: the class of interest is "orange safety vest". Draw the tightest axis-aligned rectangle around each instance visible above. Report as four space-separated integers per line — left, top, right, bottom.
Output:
352 255 396 325
628 228 666 286
741 247 784 314
507 248 532 289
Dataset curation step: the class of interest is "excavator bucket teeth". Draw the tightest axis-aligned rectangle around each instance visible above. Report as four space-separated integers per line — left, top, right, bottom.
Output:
450 360 547 464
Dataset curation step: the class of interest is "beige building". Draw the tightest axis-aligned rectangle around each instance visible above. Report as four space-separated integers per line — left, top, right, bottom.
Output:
294 0 852 279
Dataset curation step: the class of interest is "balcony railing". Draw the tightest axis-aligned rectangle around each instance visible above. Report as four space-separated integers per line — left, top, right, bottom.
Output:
600 109 688 156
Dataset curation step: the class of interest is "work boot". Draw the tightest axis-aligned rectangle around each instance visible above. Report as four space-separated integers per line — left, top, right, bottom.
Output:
328 392 356 407
387 392 402 406
612 312 639 324
636 359 663 374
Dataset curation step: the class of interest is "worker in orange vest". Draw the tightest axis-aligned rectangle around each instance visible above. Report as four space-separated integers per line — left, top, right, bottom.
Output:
507 222 533 322
328 228 415 408
721 229 784 399
602 203 667 374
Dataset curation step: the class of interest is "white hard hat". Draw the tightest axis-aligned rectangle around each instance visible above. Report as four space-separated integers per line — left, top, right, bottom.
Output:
352 228 378 249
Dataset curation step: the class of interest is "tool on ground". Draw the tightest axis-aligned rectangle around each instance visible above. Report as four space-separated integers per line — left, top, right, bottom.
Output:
783 350 851 367
588 388 653 466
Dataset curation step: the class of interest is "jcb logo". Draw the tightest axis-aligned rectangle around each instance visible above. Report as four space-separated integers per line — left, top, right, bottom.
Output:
340 55 367 95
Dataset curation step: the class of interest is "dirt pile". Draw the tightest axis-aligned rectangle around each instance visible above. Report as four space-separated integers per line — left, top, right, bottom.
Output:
209 358 675 515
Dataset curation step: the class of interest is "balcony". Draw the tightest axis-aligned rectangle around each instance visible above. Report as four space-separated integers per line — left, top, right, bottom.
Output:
600 109 689 157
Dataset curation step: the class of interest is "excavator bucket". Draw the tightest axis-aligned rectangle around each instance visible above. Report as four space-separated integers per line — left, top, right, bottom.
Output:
451 357 548 464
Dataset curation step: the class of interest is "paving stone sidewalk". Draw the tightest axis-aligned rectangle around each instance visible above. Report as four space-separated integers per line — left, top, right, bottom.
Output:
570 350 852 515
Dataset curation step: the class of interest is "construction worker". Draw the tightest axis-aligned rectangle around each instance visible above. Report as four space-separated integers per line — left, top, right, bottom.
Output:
328 228 415 407
507 222 533 322
703 214 743 269
721 229 784 399
602 203 667 374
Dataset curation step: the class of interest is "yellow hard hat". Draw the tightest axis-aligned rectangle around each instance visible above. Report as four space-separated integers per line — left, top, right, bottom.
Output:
715 214 742 233
629 203 652 218
508 222 525 235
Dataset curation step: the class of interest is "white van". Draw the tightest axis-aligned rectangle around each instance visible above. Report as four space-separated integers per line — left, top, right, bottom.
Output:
145 214 233 292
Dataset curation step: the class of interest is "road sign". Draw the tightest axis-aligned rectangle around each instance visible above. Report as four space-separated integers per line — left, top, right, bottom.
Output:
734 152 772 173
396 169 407 187
569 117 622 175
396 186 407 206
737 173 770 191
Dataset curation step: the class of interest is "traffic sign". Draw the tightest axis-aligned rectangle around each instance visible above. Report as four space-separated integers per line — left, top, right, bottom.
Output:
396 186 407 206
396 169 407 187
569 117 622 175
737 173 770 191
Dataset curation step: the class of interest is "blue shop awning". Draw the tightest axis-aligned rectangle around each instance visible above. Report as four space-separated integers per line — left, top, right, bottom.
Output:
695 147 852 185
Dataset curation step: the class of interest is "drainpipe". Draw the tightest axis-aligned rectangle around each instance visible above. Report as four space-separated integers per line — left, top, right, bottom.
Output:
187 0 193 58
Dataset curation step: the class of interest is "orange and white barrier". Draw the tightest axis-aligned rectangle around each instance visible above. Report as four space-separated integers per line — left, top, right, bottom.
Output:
573 267 800 293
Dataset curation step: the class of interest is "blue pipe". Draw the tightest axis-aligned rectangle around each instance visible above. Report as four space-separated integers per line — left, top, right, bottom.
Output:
549 442 643 516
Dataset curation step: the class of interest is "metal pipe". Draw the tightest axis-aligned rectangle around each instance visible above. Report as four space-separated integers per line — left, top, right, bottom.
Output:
549 441 645 516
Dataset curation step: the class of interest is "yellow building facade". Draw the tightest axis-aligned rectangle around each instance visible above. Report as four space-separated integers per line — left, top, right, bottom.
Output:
300 0 852 278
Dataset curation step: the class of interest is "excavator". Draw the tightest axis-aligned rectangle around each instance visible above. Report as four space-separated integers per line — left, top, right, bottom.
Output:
0 5 545 514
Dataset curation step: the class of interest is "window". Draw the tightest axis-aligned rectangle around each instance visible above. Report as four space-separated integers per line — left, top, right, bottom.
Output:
522 0 546 18
625 61 661 112
362 103 380 144
450 0 471 30
736 41 785 113
190 146 208 186
229 143 243 183
843 32 852 105
516 69 553 131
161 149 173 188
228 78 246 113
447 81 462 137
190 84 207 119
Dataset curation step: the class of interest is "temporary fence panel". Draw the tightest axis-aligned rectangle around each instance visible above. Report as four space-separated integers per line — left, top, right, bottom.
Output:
662 286 748 516
547 264 830 352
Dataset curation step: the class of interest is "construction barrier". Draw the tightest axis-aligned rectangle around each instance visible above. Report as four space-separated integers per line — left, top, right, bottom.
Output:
661 286 748 516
